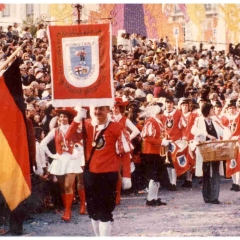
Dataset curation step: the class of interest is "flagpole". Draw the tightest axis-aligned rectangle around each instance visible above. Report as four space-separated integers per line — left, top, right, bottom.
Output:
0 40 28 72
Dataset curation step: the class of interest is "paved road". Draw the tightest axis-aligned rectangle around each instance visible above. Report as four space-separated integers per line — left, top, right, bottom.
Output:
2 177 240 237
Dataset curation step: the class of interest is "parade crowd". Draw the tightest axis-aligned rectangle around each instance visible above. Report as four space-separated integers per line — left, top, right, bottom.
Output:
2 23 240 236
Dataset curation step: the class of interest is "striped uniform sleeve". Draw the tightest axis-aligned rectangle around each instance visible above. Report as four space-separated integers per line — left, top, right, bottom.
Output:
116 128 133 155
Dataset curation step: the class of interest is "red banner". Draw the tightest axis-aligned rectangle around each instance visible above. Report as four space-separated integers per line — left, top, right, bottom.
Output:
48 23 114 107
169 140 191 176
226 150 240 177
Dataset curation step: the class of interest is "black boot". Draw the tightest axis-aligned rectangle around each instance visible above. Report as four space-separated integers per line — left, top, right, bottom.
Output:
9 210 23 236
182 180 192 188
230 184 236 191
155 198 167 206
234 185 240 192
146 199 156 206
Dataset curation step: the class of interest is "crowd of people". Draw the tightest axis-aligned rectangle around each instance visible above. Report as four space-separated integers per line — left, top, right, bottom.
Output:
1 24 240 236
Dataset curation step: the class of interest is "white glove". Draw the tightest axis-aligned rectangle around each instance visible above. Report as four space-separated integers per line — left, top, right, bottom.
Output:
74 106 87 122
122 177 132 190
161 138 172 147
130 162 135 173
51 153 59 159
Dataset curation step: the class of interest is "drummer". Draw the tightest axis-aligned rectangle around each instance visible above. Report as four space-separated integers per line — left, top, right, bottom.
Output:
221 99 240 192
191 103 230 204
179 98 198 188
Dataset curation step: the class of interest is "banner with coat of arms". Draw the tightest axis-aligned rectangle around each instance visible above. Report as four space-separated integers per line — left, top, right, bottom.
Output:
48 23 114 107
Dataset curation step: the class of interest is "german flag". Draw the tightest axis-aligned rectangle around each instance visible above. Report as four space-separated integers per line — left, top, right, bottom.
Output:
0 59 31 210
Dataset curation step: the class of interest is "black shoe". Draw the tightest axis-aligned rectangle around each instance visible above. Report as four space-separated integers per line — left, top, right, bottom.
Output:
182 180 192 188
155 198 167 206
210 199 221 204
146 199 156 206
230 184 237 191
204 200 211 203
234 185 240 192
170 184 177 191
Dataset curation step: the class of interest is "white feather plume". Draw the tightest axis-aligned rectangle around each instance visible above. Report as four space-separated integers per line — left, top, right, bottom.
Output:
139 105 162 119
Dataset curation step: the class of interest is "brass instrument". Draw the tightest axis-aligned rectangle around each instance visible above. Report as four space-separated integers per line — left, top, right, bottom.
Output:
164 146 171 164
160 128 171 164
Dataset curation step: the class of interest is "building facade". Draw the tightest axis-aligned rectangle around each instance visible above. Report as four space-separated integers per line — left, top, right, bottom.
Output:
1 4 240 52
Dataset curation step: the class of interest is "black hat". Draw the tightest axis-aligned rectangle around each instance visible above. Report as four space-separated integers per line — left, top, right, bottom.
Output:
227 99 236 108
214 100 222 108
180 98 189 105
115 85 123 91
124 82 136 89
165 96 174 103
198 96 208 103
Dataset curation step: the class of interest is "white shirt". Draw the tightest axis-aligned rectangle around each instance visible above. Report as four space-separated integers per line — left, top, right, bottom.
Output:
198 58 208 68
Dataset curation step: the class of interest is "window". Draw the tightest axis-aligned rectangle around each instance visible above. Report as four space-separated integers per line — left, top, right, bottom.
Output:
174 4 182 14
26 4 34 16
2 4 10 17
204 4 212 11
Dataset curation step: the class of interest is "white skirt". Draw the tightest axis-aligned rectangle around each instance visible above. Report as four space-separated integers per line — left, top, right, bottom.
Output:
48 152 84 176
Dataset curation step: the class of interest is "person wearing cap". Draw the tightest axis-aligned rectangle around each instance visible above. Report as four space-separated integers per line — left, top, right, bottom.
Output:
111 98 140 205
212 100 224 121
65 106 132 236
179 98 198 188
140 103 168 206
191 103 231 204
221 100 240 192
162 96 183 191
40 107 84 221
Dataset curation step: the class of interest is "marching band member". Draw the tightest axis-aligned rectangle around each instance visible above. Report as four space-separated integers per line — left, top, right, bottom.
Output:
40 107 83 221
111 97 140 205
212 100 224 122
221 99 240 191
140 103 168 206
65 106 132 236
179 98 198 188
162 96 182 191
191 103 231 204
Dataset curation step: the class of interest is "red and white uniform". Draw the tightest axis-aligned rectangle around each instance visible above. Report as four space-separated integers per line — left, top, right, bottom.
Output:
221 112 240 137
66 119 133 178
41 124 83 175
221 112 240 178
162 109 182 141
141 116 165 154
111 113 140 140
179 111 198 175
179 112 198 141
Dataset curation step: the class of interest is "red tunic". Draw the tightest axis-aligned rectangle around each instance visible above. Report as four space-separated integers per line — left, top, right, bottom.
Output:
221 113 240 137
162 109 182 141
66 119 132 177
141 116 165 154
179 112 198 141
